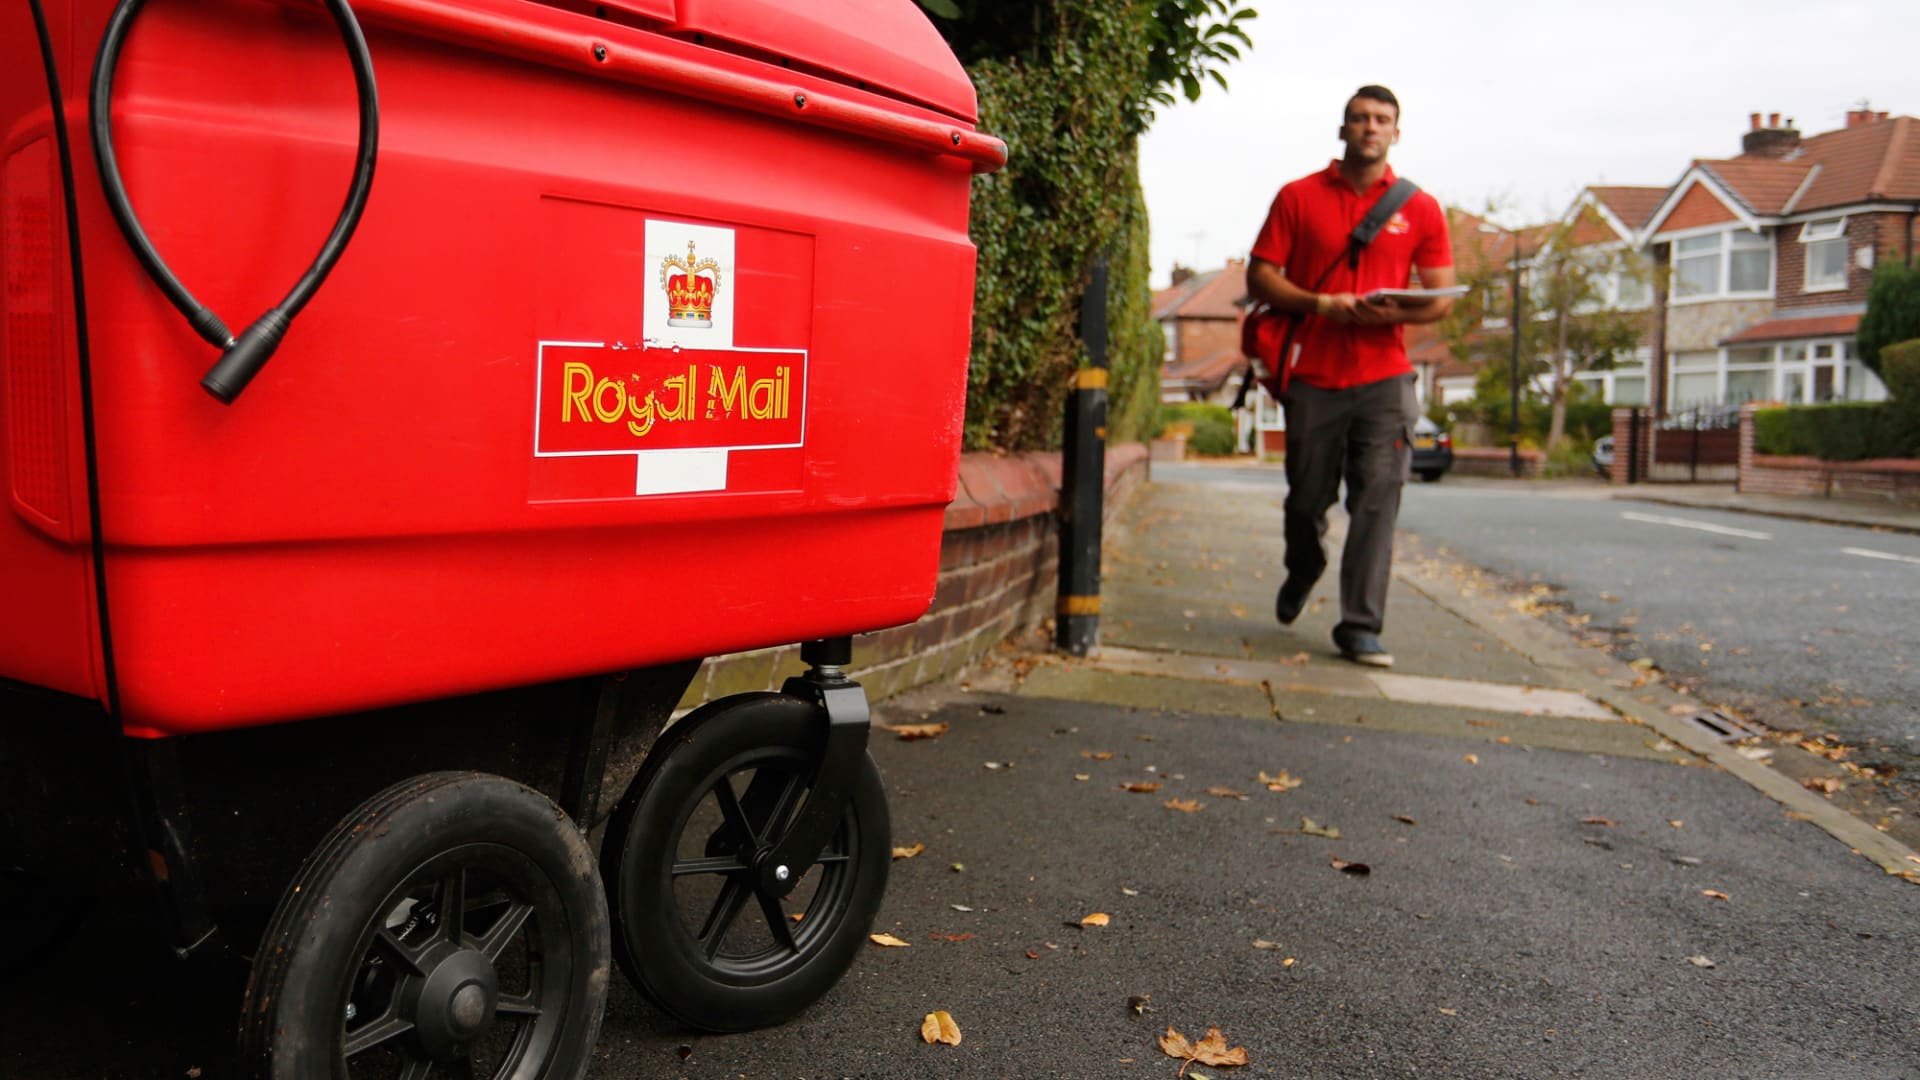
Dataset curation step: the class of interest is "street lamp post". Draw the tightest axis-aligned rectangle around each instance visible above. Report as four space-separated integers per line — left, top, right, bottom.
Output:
1478 222 1525 477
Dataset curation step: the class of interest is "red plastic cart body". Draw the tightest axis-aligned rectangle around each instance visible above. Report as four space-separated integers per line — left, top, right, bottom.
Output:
2 0 1002 736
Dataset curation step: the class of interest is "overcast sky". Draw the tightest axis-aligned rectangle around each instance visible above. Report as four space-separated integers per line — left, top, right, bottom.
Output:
1138 0 1912 288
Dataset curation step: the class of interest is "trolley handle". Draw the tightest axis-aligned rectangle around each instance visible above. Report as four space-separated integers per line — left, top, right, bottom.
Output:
90 0 380 404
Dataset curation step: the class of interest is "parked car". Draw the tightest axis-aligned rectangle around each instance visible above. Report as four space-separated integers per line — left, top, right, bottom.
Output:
1592 434 1615 476
1411 416 1453 481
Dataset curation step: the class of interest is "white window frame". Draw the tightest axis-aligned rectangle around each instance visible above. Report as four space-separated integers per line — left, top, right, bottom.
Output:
1799 217 1848 293
1669 227 1774 304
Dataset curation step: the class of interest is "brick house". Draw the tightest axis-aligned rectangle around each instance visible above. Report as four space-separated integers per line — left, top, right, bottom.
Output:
1639 109 1920 411
1152 258 1249 405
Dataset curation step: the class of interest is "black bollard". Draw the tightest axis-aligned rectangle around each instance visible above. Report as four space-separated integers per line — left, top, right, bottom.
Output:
1057 257 1108 656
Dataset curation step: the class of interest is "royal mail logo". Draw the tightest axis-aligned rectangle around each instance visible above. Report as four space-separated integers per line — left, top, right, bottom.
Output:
662 241 721 327
1385 212 1411 236
532 220 805 496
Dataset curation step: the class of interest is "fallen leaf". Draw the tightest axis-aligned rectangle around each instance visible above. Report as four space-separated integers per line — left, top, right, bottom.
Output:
1128 994 1152 1015
1121 887 1140 896
1687 955 1717 968
920 1010 962 1046
1258 770 1303 792
1702 890 1730 901
1669 820 1684 829
931 932 975 942
1074 773 1091 781
1666 704 1695 716
950 904 974 912
1439 1008 1458 1017
1165 798 1203 813
892 843 925 860
1158 1025 1250 1072
1329 856 1371 875
1802 776 1843 794
1463 754 1480 765
1251 939 1283 951
950 863 965 873
1082 750 1116 760
1025 950 1041 959
870 933 911 947
1080 912 1111 928
1581 817 1617 827
881 721 950 740
1119 782 1162 793
1207 786 1250 800
1392 814 1418 826
1283 957 1296 967
1300 817 1341 839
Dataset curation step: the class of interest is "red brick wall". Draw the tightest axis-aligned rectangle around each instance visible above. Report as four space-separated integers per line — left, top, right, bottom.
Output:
1737 403 1920 504
1775 211 1909 312
679 444 1152 709
1176 317 1240 365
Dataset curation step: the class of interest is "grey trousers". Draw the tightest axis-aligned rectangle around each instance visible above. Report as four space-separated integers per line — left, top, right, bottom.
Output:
1280 374 1419 636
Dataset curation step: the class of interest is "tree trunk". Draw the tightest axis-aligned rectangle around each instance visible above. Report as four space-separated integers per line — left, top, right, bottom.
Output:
1547 309 1570 451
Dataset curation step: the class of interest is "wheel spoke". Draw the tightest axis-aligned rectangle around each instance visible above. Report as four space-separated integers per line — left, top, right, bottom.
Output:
398 1057 435 1080
496 991 543 1019
710 777 759 849
813 852 851 866
344 1009 415 1058
438 868 469 946
672 854 749 877
373 928 429 977
473 899 535 962
754 887 799 954
760 773 807 841
698 875 753 960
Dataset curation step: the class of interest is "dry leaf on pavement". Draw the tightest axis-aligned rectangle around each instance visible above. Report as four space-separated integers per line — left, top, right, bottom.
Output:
1206 786 1250 800
920 1010 961 1046
1119 782 1162 793
1082 750 1116 760
1165 798 1203 813
1802 776 1843 794
881 721 951 740
1463 754 1480 765
1158 1025 1249 1074
1702 889 1730 901
1329 856 1371 875
1392 814 1418 826
892 843 925 860
1581 817 1617 827
1300 818 1340 839
870 933 911 947
1258 770 1303 792
1079 912 1111 928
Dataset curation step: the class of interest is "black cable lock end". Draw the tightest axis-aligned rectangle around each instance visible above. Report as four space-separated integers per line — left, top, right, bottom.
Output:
201 309 289 404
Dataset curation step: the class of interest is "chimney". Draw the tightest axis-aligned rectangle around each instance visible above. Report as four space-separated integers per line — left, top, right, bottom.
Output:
1170 264 1195 286
1742 111 1801 158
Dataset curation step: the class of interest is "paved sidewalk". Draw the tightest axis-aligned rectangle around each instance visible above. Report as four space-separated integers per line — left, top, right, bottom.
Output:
1607 480 1920 536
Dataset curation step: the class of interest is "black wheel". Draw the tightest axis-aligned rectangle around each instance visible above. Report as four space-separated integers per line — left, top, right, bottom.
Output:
237 773 609 1080
602 692 889 1033
1417 469 1442 482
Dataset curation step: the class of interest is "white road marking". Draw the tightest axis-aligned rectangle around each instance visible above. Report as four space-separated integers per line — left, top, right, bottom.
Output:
1620 511 1772 540
1843 546 1920 566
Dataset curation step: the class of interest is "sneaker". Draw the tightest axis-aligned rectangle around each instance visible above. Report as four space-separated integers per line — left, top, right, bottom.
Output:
1333 629 1394 668
1274 579 1311 626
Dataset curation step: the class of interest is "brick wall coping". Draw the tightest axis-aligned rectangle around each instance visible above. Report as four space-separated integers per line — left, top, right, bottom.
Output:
1752 454 1920 475
944 442 1149 529
1452 446 1545 463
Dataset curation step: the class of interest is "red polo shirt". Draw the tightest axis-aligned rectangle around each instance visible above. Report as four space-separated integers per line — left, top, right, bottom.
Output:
1249 162 1452 390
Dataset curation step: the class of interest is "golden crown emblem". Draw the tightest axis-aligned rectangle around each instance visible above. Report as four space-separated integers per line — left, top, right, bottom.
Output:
661 240 722 327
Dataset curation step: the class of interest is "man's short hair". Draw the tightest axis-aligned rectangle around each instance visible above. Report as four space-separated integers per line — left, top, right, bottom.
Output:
1347 84 1400 119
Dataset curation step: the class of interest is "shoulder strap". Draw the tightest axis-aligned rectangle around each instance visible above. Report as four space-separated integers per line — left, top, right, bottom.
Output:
1345 177 1419 268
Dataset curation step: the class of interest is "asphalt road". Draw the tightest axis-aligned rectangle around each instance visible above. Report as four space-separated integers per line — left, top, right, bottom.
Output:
19 691 1919 1079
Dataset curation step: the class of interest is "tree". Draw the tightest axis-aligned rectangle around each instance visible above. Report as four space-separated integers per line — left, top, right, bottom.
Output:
1857 259 1920 377
1440 205 1650 451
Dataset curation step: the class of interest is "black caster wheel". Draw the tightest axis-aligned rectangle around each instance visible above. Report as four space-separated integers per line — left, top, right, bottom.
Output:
602 692 889 1033
237 772 610 1079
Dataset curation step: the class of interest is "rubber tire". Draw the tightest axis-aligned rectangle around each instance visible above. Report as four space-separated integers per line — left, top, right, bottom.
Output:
236 772 609 1080
602 692 889 1033
1417 470 1442 482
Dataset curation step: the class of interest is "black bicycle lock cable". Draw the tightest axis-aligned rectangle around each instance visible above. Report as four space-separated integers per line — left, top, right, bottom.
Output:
89 0 379 404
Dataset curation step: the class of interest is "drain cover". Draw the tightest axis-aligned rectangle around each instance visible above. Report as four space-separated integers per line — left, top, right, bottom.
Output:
1682 708 1765 742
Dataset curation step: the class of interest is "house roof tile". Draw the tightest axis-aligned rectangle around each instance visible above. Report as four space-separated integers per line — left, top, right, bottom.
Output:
1720 313 1861 344
1587 186 1667 232
1698 158 1813 215
1152 261 1249 321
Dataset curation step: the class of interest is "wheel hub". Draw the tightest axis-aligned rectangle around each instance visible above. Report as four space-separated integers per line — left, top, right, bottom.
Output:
402 940 501 1060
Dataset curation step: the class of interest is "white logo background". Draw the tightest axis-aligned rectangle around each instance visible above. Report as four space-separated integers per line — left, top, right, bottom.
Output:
644 219 736 350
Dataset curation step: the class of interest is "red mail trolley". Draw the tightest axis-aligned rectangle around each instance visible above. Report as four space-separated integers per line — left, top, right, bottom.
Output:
0 0 1002 1073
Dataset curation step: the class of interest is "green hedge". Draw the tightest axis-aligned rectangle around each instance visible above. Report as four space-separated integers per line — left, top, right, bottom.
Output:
960 8 1159 452
1157 401 1236 456
1753 403 1913 460
1881 339 1920 455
